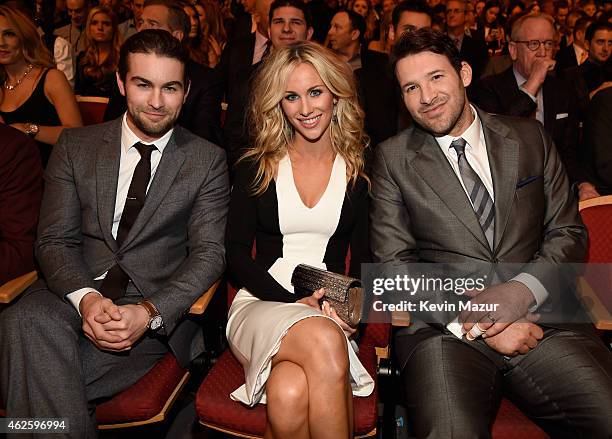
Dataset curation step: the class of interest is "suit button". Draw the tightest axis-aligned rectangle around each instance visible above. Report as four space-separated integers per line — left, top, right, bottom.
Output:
116 253 123 261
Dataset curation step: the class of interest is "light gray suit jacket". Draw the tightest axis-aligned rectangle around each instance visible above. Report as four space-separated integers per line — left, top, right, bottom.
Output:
370 108 587 335
35 118 230 366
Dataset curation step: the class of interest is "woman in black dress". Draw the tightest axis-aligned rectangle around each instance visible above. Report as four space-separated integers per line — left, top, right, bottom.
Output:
0 5 82 167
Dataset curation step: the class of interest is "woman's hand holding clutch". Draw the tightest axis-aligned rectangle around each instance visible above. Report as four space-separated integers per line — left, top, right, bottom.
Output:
296 288 325 310
322 300 357 339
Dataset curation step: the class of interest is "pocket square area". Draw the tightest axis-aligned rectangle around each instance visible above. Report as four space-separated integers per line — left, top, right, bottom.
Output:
556 113 569 119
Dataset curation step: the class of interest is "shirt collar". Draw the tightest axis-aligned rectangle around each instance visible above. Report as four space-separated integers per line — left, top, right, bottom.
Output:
434 105 481 154
512 66 528 87
121 113 173 154
255 30 268 49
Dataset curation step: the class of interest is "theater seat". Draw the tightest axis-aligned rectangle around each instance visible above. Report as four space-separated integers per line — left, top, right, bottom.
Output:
492 399 548 439
0 276 221 430
76 96 109 126
195 320 389 438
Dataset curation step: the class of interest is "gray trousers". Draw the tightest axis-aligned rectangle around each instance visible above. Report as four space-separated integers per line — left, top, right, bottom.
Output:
399 327 612 439
0 286 168 439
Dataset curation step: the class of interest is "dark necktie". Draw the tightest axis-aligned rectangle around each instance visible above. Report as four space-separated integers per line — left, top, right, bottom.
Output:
100 142 156 300
450 138 495 250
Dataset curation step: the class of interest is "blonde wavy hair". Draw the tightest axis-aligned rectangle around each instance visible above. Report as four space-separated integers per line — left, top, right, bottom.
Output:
0 5 54 101
242 41 369 196
80 7 122 83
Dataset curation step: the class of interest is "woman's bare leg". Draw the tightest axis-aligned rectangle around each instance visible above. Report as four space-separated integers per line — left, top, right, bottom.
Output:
269 317 353 439
264 361 310 439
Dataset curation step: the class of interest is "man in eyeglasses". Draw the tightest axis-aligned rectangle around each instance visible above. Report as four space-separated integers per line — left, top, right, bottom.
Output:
470 13 581 196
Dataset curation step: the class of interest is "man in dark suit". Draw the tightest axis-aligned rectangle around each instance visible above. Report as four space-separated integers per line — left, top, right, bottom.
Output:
0 124 43 285
470 14 582 190
445 0 487 80
221 0 313 170
555 15 592 73
582 87 612 195
104 0 224 145
327 9 398 148
370 28 612 438
0 30 229 437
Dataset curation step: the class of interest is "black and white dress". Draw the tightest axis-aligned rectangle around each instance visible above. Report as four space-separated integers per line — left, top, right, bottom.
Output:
226 154 374 406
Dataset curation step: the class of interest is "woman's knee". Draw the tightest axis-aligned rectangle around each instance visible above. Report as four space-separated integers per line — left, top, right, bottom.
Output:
266 362 308 420
302 317 349 376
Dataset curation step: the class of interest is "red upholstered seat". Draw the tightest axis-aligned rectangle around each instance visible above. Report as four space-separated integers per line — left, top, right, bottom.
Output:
96 352 188 426
579 201 612 264
492 399 548 438
76 96 109 126
195 324 387 437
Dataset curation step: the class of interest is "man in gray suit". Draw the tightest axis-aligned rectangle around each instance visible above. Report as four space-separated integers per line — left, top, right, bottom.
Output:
0 30 229 438
370 28 612 438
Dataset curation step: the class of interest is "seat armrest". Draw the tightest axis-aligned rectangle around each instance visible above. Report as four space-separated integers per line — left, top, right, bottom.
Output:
391 311 411 327
0 271 38 304
189 278 221 315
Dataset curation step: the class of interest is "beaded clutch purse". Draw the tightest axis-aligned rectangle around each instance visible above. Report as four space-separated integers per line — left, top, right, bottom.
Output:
291 264 364 327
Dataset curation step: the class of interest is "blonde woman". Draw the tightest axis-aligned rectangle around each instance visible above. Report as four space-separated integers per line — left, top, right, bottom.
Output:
75 6 122 97
226 41 374 439
0 5 82 167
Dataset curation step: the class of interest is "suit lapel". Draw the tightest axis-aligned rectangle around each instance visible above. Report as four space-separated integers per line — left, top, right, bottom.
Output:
477 110 519 253
119 129 186 251
96 120 122 251
410 129 490 249
542 79 555 131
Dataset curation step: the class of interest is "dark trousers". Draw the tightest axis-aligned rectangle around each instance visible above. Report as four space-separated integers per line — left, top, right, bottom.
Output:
0 286 168 439
400 328 612 439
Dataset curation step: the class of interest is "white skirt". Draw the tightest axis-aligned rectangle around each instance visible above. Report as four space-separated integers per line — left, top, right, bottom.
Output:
226 288 375 406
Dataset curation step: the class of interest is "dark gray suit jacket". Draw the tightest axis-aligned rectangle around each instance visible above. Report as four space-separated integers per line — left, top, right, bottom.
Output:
35 118 230 367
370 108 587 340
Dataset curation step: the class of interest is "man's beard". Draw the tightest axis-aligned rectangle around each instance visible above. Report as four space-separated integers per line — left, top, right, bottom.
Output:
128 106 176 138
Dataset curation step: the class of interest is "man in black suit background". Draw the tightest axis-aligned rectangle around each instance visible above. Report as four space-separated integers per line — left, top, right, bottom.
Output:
555 15 592 73
221 0 313 170
327 9 398 148
104 0 224 145
470 13 582 195
445 0 487 80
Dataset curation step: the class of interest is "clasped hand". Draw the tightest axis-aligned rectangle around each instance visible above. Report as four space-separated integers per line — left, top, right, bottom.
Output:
297 288 357 338
80 292 150 352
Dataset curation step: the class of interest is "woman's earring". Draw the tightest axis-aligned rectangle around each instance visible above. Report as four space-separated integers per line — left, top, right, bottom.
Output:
332 102 338 123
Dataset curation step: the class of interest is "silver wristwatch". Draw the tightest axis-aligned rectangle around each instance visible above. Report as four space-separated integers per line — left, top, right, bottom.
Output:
139 300 163 331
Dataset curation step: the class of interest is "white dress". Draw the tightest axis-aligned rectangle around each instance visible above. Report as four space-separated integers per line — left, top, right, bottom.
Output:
226 154 375 406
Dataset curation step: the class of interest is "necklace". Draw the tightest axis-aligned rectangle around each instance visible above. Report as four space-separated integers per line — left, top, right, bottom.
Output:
4 64 34 91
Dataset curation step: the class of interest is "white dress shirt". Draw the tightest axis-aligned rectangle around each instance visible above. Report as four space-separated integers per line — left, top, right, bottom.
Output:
435 107 548 337
66 114 174 313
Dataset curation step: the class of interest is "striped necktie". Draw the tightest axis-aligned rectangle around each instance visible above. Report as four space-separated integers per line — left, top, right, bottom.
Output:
450 138 495 250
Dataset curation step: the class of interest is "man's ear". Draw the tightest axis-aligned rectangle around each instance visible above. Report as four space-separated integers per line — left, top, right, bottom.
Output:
459 61 473 87
584 39 591 51
388 24 395 43
116 71 126 97
172 29 184 41
307 26 314 41
350 28 360 42
508 41 518 61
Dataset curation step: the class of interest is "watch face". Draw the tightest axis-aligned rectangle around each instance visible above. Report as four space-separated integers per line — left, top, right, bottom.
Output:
150 316 163 330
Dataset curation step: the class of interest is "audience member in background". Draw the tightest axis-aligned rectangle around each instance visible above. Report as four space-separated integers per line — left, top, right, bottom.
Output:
195 0 227 67
564 21 612 100
0 123 43 286
554 0 569 35
465 1 477 33
471 14 583 195
104 0 223 145
0 6 82 168
183 2 209 65
226 40 373 438
328 9 397 148
350 0 377 41
54 0 89 56
118 0 144 40
507 0 526 18
556 15 593 72
368 8 393 53
476 0 505 55
223 0 313 170
582 0 597 18
560 8 585 47
446 0 488 80
582 86 612 197
388 0 432 45
306 0 336 43
75 6 121 97
525 1 541 15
